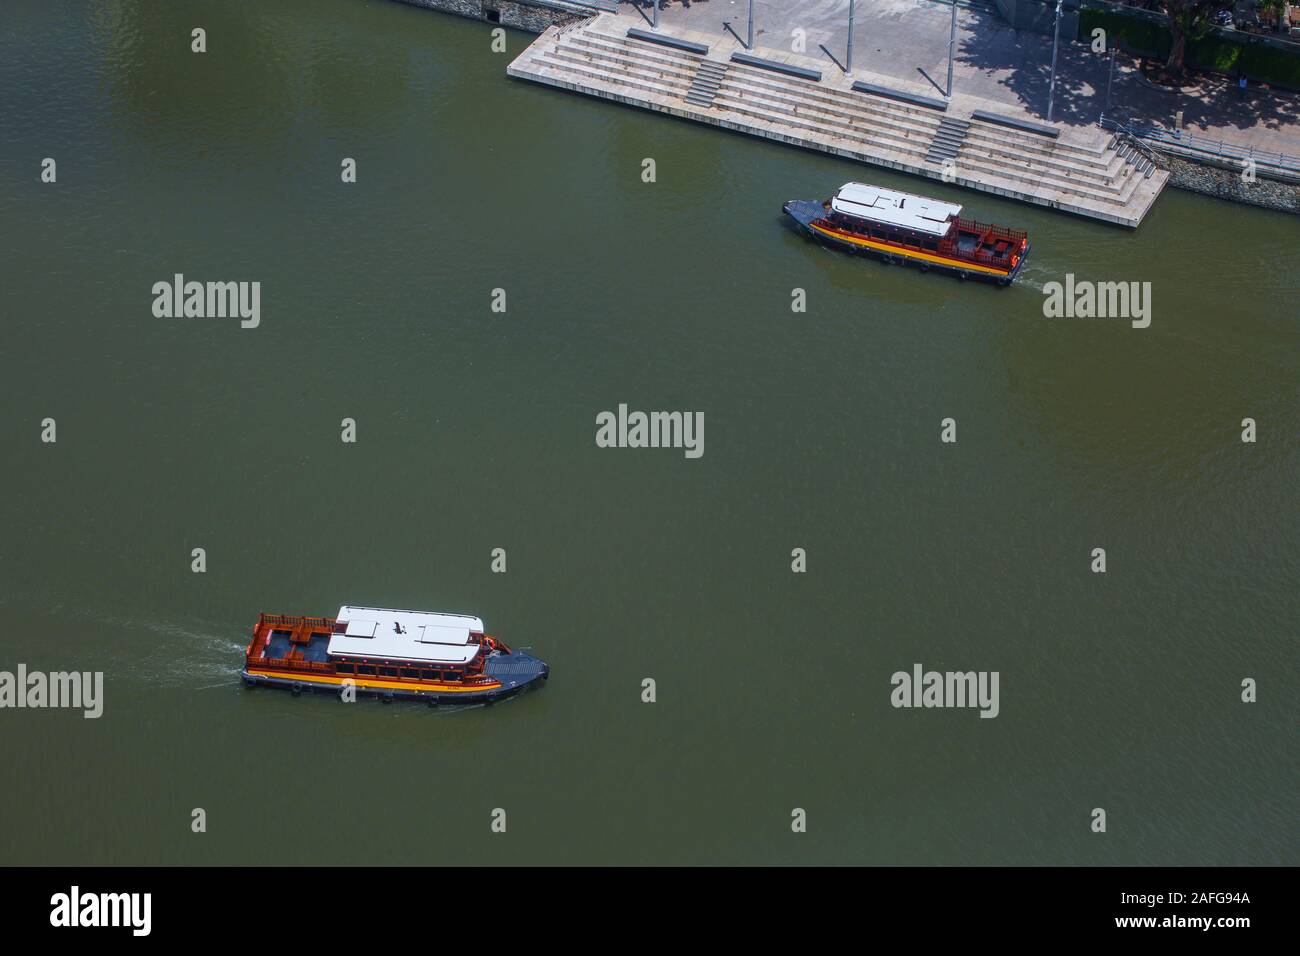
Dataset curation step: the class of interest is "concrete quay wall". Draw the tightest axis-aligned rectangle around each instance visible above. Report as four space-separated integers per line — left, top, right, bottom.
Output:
391 0 591 32
1162 153 1300 214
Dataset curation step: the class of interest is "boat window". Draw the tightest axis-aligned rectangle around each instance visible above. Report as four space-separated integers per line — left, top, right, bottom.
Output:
401 668 419 679
381 667 400 678
356 665 375 676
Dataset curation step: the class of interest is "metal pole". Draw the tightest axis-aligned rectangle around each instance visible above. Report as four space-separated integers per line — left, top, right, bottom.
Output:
653 0 659 30
946 0 957 97
748 0 754 50
1046 0 1062 122
1104 45 1116 113
847 0 855 74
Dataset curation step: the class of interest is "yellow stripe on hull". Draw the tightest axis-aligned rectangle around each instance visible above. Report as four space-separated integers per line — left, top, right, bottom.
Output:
246 667 501 694
809 223 1011 277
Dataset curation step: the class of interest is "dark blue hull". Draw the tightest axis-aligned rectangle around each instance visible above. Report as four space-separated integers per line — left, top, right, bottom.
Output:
241 651 550 706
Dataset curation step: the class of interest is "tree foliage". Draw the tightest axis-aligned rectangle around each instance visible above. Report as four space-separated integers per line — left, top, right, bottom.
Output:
1158 0 1222 74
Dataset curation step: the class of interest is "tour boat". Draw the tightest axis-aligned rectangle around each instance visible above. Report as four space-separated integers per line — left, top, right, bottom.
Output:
783 182 1029 285
241 605 548 704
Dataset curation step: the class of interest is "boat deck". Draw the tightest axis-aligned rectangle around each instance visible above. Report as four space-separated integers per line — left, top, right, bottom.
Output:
249 614 337 666
948 221 1025 268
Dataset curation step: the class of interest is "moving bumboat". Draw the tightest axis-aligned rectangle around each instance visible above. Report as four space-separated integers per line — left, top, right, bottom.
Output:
783 182 1029 286
241 605 549 704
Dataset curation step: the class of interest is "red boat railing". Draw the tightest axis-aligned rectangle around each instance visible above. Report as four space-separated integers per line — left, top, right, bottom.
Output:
248 657 335 673
937 217 1027 268
952 216 1028 242
258 613 337 630
936 240 1009 267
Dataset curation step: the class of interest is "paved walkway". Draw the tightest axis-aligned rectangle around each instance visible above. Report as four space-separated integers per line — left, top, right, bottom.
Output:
628 0 1300 158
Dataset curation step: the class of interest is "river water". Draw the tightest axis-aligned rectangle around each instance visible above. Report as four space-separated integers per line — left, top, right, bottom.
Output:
0 0 1295 865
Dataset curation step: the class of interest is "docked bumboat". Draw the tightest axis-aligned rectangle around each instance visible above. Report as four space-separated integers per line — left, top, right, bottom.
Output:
784 182 1029 286
241 605 548 704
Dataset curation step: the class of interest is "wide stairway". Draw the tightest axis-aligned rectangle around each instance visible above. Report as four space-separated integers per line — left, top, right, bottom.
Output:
684 59 729 109
508 14 1167 227
924 117 972 166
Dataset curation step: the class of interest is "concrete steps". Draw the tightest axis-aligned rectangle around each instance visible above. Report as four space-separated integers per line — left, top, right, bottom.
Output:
542 32 698 97
1109 135 1160 178
576 31 702 78
713 66 941 160
963 125 1133 191
961 123 1145 205
925 117 971 165
695 57 1143 206
719 62 944 144
507 14 1169 226
685 60 729 108
717 64 1143 208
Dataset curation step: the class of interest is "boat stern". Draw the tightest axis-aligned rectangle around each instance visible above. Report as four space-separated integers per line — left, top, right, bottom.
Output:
1011 239 1031 279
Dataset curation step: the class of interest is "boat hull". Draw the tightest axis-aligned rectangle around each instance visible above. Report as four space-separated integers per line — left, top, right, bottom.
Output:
241 650 550 706
783 199 1027 287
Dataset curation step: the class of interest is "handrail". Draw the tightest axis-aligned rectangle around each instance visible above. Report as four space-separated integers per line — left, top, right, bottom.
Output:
1101 114 1299 176
1099 115 1161 168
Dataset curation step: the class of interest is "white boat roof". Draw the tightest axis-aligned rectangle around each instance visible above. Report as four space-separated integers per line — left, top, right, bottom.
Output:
327 605 485 665
831 182 961 237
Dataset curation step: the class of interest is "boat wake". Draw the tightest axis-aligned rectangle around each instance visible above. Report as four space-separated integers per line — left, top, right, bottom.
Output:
46 604 247 690
1010 265 1056 294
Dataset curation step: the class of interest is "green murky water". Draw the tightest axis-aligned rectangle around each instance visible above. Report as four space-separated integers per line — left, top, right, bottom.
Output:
0 0 1295 865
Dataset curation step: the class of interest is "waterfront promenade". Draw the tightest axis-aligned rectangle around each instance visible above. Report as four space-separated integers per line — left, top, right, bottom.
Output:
510 10 1169 225
647 0 1300 159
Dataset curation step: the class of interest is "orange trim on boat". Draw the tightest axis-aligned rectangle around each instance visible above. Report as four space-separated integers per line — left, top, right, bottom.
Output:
810 222 1012 276
245 667 502 694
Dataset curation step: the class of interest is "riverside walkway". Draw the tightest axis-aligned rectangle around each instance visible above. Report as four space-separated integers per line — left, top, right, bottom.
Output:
647 0 1300 160
509 11 1169 226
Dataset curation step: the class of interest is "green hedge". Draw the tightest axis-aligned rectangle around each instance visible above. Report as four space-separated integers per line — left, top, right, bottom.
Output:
1079 8 1300 88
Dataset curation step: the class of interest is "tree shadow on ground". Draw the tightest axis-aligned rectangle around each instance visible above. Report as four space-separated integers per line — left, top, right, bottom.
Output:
955 18 1300 146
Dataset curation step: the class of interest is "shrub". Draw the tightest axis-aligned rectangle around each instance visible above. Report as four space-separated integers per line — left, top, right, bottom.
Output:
1079 7 1300 87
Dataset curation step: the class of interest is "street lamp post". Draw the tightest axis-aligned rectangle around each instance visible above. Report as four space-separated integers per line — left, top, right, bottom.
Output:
1046 0 1063 122
946 0 957 97
1104 44 1116 114
847 0 855 74
748 0 754 50
653 0 659 30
